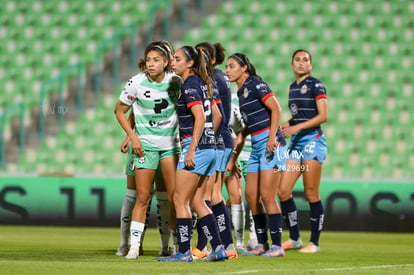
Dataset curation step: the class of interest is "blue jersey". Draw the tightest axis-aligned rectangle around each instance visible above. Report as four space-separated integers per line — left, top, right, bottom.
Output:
213 87 225 150
215 68 233 149
177 75 216 149
288 76 327 136
237 76 286 145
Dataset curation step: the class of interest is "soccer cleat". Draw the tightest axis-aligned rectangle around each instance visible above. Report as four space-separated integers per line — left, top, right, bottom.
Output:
299 242 320 253
125 246 140 260
236 246 250 255
225 249 239 260
115 244 128 256
261 245 285 257
246 243 269 256
191 247 209 260
157 250 193 262
201 245 228 262
282 238 303 250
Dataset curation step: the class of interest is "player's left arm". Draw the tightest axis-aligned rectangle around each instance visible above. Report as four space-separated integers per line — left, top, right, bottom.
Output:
263 94 282 153
211 100 222 134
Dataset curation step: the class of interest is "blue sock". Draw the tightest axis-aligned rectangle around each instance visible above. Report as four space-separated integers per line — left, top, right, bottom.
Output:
205 200 212 210
280 198 300 241
252 213 268 246
309 201 324 246
212 200 234 249
176 218 193 254
196 219 207 250
268 214 282 246
199 213 223 251
196 200 212 250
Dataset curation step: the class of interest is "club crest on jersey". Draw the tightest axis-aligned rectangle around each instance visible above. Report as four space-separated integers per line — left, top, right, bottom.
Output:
243 88 249 98
127 95 135 101
301 85 308 94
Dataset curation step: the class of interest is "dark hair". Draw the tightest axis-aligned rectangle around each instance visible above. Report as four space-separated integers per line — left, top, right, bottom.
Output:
195 41 226 66
181 45 213 98
229 53 262 80
291 49 312 63
137 41 173 72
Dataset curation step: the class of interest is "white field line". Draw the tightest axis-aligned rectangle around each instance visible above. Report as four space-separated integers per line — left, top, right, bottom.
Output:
215 264 414 274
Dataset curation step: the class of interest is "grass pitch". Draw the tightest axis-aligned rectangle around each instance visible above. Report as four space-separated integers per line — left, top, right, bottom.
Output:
0 226 413 275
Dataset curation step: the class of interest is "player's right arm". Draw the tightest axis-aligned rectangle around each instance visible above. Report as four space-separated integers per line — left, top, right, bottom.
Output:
114 101 144 157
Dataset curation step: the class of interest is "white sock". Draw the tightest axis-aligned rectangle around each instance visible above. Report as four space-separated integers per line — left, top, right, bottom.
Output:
119 189 136 247
130 221 145 249
231 204 245 247
156 191 171 251
249 210 257 242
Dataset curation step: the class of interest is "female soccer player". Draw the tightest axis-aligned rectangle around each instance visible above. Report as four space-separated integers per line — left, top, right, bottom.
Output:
114 41 181 260
158 46 227 262
226 53 287 257
115 41 178 258
190 42 238 260
279 49 328 254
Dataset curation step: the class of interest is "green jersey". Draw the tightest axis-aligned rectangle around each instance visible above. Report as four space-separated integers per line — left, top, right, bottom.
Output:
119 72 181 151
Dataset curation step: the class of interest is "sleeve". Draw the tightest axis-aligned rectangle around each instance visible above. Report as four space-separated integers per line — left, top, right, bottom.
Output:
182 82 203 108
119 78 137 106
254 81 273 103
312 81 327 100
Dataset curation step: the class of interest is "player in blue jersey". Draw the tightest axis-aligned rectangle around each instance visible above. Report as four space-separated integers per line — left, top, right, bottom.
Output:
158 46 227 262
189 42 239 260
279 49 328 254
114 41 181 260
226 53 287 257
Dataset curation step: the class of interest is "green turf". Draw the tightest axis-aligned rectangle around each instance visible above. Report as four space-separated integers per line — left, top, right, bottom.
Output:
0 226 413 275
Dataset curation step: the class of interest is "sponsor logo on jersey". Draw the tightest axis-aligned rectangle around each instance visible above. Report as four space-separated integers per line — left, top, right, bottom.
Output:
149 119 172 127
301 84 308 94
184 88 197 94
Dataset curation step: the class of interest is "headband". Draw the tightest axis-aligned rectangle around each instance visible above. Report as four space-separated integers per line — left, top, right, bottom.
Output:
201 50 209 63
151 45 169 58
181 46 193 60
230 54 246 66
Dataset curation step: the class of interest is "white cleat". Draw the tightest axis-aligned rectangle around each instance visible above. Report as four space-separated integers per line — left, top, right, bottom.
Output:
125 247 140 260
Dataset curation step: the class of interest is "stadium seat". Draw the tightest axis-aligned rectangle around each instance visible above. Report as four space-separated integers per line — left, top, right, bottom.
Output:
2 0 412 179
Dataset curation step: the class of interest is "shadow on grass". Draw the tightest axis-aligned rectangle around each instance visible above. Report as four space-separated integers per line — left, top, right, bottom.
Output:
0 249 161 262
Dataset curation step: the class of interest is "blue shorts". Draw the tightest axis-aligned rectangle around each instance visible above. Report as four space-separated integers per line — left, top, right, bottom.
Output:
177 138 216 176
288 131 327 163
247 136 287 173
215 148 233 172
